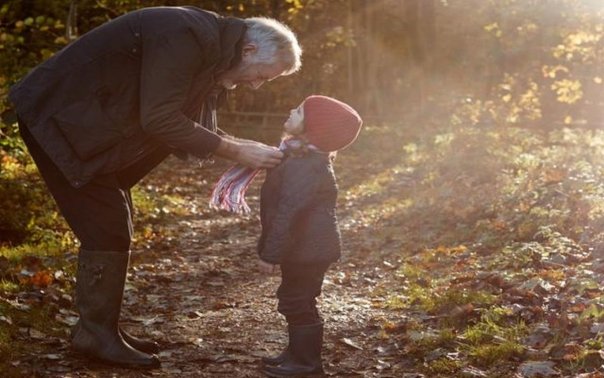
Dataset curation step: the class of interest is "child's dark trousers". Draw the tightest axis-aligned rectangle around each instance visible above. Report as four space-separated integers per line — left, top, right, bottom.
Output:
277 262 332 325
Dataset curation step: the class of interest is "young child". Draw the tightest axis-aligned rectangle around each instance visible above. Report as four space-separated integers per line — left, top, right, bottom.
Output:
256 95 362 377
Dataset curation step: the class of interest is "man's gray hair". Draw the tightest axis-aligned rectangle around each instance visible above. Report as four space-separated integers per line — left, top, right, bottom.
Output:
243 17 302 75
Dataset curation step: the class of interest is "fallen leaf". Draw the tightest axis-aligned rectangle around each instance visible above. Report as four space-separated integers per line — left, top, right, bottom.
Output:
591 323 604 334
186 311 204 319
55 314 78 326
376 359 391 370
582 350 604 371
449 303 474 319
461 366 488 377
29 328 46 340
518 361 560 377
340 337 363 350
524 324 553 349
30 270 53 288
7 301 31 311
43 354 62 360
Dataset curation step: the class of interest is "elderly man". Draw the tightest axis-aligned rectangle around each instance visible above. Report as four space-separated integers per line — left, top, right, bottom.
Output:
9 6 301 368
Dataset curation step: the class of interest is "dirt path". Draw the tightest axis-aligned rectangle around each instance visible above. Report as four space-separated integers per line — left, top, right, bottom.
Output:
30 157 402 378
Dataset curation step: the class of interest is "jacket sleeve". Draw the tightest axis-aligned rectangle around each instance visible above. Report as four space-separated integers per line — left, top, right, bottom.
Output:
259 160 322 264
139 29 221 159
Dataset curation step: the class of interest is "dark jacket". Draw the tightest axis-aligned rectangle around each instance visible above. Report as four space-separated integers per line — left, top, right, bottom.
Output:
258 150 342 265
9 6 245 188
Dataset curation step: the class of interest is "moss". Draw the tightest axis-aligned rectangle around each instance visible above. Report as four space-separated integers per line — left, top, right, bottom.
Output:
469 341 524 367
427 288 497 314
457 307 528 367
415 328 457 350
426 357 463 375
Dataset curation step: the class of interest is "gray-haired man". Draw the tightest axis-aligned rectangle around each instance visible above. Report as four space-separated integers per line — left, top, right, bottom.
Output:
9 6 302 368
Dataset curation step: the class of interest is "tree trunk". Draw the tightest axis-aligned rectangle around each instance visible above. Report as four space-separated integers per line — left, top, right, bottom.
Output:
404 0 436 119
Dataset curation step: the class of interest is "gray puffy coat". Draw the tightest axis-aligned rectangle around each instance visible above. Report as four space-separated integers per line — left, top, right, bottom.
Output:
258 150 342 264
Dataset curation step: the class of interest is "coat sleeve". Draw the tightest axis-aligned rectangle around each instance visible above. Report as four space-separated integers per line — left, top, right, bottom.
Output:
139 29 221 159
259 160 322 264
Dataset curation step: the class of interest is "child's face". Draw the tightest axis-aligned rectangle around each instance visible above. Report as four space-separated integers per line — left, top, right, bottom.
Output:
284 104 305 135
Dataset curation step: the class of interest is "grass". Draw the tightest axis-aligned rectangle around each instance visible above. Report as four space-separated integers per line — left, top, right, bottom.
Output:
426 357 463 375
0 280 19 293
468 341 524 367
0 242 69 260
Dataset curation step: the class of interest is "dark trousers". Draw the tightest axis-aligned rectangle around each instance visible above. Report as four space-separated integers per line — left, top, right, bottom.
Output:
19 121 169 251
277 262 331 326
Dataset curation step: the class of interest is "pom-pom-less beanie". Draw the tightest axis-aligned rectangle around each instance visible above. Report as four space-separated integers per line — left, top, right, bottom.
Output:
303 95 363 152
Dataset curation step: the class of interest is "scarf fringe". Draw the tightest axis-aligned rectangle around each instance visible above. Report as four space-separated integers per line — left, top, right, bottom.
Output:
209 138 322 214
209 165 259 213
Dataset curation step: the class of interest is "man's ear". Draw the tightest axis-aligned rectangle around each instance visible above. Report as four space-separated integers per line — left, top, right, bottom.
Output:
241 43 258 57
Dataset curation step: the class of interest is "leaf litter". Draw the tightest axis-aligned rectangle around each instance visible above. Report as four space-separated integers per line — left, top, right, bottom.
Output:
5 125 604 377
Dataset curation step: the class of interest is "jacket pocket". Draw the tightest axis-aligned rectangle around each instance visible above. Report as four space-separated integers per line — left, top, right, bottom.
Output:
53 98 124 160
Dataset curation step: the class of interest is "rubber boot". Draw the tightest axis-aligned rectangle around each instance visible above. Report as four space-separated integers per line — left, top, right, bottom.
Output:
71 324 160 355
71 249 160 369
263 323 324 377
262 325 290 366
120 328 160 354
262 347 291 366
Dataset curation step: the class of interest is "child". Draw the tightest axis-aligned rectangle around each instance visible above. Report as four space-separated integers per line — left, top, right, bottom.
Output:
256 95 362 377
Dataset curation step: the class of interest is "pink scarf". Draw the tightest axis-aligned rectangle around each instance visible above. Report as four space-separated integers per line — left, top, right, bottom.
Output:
209 139 318 213
209 165 260 213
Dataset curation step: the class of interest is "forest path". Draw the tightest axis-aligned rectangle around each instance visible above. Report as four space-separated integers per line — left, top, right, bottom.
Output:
37 155 403 378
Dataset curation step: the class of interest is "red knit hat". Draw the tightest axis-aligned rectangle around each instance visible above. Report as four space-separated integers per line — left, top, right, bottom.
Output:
303 95 363 152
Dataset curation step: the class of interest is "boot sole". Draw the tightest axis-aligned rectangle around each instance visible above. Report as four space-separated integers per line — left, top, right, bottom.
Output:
120 333 160 354
71 348 161 370
262 357 287 366
263 368 325 378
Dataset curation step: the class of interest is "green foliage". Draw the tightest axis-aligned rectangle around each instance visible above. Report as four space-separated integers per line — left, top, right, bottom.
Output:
375 124 604 252
0 1 72 83
348 120 604 375
462 307 527 345
0 150 72 247
579 304 604 322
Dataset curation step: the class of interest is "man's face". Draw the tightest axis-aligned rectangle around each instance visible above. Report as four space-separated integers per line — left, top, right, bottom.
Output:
218 43 287 90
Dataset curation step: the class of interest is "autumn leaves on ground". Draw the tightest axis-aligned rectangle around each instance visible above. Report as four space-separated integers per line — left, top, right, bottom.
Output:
2 124 604 377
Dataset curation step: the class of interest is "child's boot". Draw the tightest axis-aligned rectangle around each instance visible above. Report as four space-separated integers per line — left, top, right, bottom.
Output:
263 322 324 377
262 325 292 365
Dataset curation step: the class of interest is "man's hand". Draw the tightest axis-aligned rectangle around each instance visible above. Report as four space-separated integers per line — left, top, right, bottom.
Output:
214 137 283 169
237 139 283 169
258 259 279 275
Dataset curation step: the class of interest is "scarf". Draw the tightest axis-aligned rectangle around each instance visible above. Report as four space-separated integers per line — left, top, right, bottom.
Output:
200 88 224 134
209 138 320 213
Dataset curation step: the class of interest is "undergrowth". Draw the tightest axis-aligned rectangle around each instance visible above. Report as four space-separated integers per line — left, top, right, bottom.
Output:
355 124 604 376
